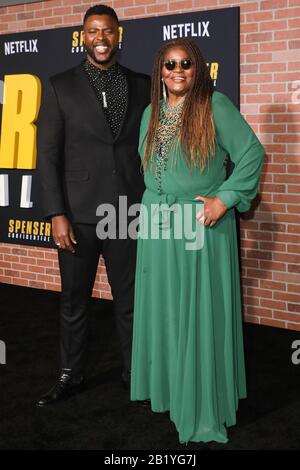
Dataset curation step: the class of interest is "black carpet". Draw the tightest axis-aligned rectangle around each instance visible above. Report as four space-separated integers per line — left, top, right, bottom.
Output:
0 283 299 450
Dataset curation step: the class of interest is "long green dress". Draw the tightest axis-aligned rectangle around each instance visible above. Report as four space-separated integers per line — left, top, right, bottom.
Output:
130 91 265 444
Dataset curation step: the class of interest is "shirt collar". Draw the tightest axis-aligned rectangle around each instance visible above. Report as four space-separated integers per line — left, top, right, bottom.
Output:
84 59 122 76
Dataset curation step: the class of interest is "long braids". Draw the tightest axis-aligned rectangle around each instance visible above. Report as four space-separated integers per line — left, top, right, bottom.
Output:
143 38 215 171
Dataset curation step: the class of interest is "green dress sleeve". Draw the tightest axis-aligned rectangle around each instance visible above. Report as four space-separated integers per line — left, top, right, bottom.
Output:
213 91 265 213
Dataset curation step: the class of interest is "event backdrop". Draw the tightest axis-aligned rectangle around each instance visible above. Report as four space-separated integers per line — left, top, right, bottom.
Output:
0 6 239 247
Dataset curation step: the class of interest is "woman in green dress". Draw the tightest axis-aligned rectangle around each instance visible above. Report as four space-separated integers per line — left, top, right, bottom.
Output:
130 38 264 444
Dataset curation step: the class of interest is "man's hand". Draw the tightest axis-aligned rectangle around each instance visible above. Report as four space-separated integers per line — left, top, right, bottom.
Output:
195 196 228 227
52 215 77 252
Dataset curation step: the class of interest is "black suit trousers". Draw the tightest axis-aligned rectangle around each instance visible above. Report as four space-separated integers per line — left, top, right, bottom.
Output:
58 223 137 377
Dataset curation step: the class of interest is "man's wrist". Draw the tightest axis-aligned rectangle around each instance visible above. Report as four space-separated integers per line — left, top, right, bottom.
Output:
51 213 66 219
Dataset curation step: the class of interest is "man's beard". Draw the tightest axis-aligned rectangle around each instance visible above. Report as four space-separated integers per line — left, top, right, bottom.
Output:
85 44 118 66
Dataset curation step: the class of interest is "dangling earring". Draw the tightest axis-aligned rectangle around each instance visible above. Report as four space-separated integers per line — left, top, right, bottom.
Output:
161 78 167 102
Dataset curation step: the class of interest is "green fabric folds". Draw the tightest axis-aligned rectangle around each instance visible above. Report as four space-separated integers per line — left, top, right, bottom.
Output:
131 91 264 443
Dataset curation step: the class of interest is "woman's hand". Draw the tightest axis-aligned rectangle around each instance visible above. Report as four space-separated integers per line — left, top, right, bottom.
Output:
195 196 228 227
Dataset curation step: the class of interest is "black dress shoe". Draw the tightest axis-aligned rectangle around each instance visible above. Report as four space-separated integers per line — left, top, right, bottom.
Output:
36 370 85 407
138 399 151 409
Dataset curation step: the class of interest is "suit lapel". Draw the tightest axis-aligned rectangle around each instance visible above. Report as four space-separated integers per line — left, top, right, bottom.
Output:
74 63 114 144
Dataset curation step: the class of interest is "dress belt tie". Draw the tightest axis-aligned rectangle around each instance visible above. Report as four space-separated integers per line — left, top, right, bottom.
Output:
144 189 203 230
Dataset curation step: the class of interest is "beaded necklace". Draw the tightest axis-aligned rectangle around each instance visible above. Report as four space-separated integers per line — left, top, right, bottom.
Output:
155 99 184 194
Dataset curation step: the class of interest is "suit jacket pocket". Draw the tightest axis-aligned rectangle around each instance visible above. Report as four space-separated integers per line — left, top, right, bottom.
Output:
64 170 89 181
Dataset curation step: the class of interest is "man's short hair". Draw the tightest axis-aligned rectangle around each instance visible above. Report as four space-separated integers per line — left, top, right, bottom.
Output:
83 4 119 25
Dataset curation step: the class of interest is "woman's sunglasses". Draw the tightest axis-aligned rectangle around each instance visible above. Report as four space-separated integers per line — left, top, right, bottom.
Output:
163 59 193 71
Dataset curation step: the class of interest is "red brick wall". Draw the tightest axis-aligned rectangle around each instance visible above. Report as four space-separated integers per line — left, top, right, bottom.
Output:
0 0 299 330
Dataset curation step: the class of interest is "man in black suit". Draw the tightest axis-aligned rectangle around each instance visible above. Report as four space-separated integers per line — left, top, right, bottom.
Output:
36 4 150 406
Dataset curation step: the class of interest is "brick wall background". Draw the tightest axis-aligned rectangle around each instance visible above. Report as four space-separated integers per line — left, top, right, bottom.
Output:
0 0 299 330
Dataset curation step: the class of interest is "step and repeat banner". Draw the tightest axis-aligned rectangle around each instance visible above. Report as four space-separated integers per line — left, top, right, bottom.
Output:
0 7 239 247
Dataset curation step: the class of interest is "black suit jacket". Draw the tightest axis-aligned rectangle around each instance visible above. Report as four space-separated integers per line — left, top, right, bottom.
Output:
37 62 150 223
